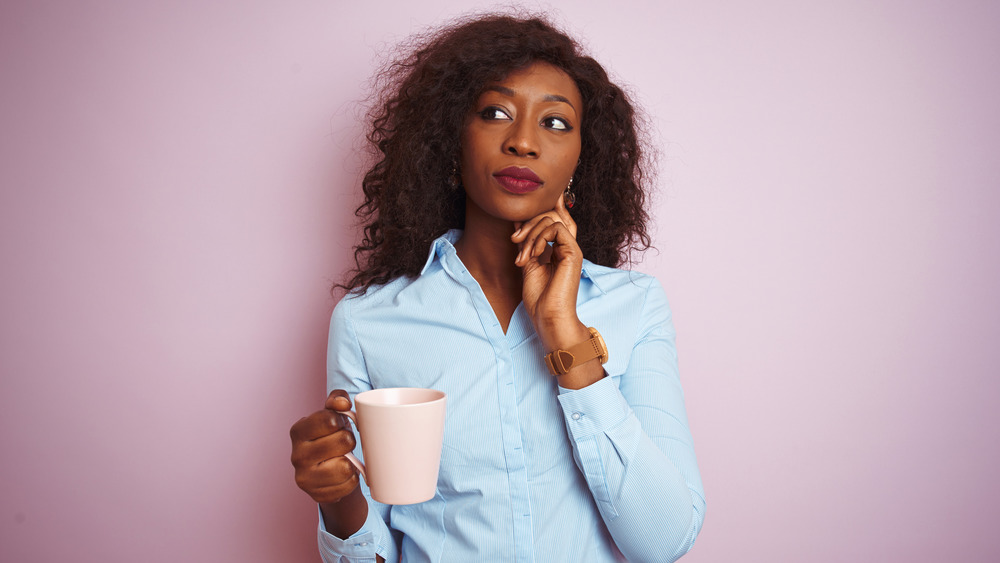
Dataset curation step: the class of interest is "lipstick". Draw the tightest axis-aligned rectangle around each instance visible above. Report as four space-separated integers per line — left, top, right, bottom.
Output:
493 166 543 194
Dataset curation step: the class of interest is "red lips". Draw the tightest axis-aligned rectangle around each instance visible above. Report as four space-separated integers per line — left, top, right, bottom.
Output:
493 166 543 194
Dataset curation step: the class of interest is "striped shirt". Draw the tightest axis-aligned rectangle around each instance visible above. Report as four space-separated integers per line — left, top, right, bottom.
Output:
318 230 705 562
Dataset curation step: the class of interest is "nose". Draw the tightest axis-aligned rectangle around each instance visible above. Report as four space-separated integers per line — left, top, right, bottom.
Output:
502 119 539 157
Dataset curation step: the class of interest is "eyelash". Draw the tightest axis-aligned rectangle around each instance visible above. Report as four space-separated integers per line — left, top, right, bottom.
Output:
479 106 511 121
478 106 573 132
543 116 572 131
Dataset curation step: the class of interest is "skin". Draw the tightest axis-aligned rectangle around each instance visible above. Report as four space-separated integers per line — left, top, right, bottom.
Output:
289 62 605 549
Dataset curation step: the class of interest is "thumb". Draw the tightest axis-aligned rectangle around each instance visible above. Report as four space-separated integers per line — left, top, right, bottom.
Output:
324 389 352 412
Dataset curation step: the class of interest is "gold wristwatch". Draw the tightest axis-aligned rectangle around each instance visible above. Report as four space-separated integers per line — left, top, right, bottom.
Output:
544 327 609 376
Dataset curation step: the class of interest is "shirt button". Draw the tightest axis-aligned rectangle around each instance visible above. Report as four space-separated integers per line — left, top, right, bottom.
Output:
572 412 582 420
359 542 368 546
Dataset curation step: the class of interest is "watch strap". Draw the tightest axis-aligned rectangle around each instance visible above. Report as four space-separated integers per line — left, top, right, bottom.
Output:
544 327 608 376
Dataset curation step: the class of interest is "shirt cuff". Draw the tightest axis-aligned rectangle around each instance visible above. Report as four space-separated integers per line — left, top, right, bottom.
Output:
556 375 630 441
317 502 382 560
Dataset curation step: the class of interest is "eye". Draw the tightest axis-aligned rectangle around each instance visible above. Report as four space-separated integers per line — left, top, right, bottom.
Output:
543 116 573 131
479 106 511 120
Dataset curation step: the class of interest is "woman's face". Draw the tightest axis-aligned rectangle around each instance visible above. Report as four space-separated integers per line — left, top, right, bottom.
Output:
460 61 583 225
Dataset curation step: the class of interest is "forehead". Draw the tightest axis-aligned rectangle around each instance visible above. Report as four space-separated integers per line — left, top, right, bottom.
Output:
482 62 583 108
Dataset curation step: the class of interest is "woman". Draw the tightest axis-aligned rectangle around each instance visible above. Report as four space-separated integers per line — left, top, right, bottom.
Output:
290 14 705 562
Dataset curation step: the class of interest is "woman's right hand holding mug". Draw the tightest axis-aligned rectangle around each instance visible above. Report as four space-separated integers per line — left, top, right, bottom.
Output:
290 389 370 539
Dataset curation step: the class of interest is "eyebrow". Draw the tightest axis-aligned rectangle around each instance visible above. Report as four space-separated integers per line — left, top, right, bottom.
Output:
484 85 577 111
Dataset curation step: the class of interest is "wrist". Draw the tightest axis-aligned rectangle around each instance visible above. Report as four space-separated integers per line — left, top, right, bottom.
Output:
537 319 590 353
542 326 609 389
319 485 368 539
556 362 605 390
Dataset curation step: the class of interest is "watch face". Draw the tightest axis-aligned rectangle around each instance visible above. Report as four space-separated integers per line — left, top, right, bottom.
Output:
591 328 609 364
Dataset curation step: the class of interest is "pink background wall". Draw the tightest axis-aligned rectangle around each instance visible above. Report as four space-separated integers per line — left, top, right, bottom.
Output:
2 1 998 561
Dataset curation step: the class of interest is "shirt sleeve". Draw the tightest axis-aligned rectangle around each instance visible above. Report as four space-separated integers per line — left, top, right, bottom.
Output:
317 297 400 563
317 501 393 563
557 276 706 563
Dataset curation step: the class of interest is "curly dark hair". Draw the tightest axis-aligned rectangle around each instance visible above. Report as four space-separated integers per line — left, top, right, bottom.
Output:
338 13 653 294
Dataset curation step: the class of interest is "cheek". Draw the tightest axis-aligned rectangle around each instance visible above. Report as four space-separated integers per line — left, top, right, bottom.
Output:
459 125 491 165
553 145 582 181
551 135 581 165
568 137 582 163
458 153 479 189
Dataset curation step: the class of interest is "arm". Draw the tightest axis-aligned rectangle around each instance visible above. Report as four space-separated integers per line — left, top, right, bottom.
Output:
315 298 399 563
290 389 385 561
513 200 704 560
557 277 705 562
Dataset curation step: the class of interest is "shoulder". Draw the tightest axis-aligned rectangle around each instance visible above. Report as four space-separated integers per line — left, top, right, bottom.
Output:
577 263 676 378
334 275 417 313
581 260 664 301
579 261 673 335
329 277 403 330
331 265 459 332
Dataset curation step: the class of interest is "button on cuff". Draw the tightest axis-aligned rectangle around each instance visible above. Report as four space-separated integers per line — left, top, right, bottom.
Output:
557 376 630 440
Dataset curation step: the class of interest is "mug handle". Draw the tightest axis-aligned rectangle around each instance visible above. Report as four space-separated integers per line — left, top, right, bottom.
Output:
339 409 367 484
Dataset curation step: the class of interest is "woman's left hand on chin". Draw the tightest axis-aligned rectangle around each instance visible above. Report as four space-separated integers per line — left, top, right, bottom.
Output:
511 194 591 353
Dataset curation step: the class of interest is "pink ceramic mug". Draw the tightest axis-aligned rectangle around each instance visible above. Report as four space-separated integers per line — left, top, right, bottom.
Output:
342 387 447 505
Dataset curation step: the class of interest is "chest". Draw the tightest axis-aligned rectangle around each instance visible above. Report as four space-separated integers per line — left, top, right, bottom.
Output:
355 303 572 477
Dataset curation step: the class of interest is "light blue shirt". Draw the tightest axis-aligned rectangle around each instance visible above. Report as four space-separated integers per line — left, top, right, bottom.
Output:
319 230 705 562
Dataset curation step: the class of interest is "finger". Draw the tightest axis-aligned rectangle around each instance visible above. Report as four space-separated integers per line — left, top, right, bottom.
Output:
516 216 557 265
547 220 583 261
527 222 582 273
291 428 358 469
324 389 352 412
290 409 347 443
530 222 565 261
532 224 557 258
308 475 361 504
525 220 576 262
312 455 362 495
554 193 578 237
513 199 577 247
512 215 543 243
295 458 361 502
528 222 577 266
521 224 584 308
511 208 564 243
512 221 523 239
554 193 567 221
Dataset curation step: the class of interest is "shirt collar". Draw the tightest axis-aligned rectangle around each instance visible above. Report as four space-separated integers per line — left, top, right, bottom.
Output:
420 229 607 295
420 229 462 275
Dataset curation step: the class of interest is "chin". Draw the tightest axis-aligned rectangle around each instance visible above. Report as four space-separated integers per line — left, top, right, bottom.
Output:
502 206 553 223
465 188 560 226
504 195 561 219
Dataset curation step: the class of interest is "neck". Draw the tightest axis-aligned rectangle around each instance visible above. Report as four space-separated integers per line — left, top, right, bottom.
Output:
455 209 521 293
